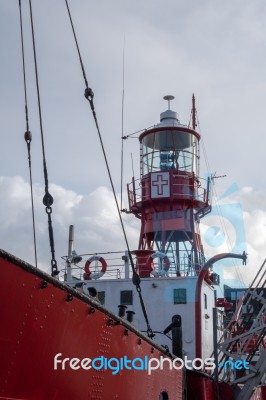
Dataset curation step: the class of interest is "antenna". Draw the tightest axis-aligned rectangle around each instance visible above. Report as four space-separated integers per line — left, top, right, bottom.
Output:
120 37 125 210
131 153 135 178
212 172 227 179
192 93 197 130
163 95 175 110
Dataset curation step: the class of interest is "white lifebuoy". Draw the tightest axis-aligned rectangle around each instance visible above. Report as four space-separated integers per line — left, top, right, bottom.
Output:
146 251 170 276
83 256 107 280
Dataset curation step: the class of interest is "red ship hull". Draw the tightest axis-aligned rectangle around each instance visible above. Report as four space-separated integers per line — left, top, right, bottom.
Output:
1 249 265 400
0 250 183 400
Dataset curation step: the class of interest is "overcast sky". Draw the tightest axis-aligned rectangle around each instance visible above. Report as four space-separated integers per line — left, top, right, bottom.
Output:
1 0 266 287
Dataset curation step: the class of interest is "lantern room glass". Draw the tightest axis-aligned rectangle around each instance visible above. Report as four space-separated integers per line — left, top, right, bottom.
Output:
140 129 199 176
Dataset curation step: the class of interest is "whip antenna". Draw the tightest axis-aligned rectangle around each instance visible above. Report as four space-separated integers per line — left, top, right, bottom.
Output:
120 37 125 210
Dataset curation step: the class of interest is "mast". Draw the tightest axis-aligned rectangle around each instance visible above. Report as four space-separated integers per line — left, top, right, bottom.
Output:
192 93 196 130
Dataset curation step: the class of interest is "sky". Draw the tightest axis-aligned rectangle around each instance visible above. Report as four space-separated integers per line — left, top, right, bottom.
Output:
0 0 266 287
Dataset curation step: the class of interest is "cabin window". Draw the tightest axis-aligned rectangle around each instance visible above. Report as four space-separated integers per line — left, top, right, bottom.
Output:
230 290 245 301
98 291 105 305
120 290 133 305
204 293 207 309
173 288 187 304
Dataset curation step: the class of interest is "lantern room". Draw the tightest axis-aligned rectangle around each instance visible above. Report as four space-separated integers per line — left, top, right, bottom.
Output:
139 99 200 179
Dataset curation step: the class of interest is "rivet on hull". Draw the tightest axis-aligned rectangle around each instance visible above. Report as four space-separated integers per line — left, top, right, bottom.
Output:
66 293 73 302
40 281 48 289
107 319 120 326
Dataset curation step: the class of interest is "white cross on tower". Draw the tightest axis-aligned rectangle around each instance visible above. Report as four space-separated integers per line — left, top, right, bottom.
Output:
152 175 168 195
151 172 170 198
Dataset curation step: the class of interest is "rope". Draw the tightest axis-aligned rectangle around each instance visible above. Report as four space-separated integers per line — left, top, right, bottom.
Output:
64 0 88 89
18 0 38 268
28 0 58 276
65 0 154 337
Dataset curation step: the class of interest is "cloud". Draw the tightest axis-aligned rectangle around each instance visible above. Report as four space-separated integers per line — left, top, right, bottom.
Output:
0 176 139 275
200 185 266 287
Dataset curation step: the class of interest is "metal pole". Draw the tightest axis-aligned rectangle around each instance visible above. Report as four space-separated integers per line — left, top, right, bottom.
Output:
213 307 219 381
66 225 74 281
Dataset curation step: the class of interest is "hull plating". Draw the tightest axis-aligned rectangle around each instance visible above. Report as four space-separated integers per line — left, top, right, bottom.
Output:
0 250 183 400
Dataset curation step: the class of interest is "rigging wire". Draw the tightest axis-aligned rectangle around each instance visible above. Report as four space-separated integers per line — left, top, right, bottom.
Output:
28 0 58 276
123 125 154 139
18 0 38 268
64 0 154 338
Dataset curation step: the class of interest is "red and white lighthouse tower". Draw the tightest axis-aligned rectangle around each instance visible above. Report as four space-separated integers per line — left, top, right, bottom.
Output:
128 95 211 278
